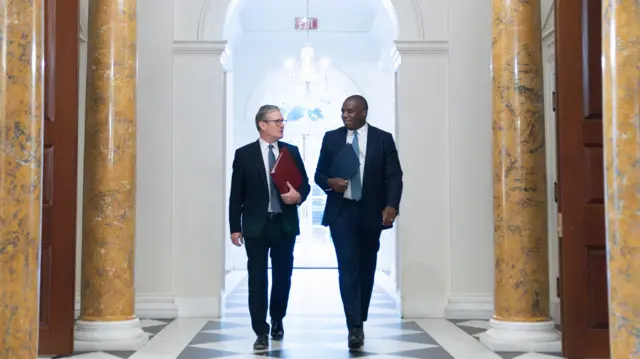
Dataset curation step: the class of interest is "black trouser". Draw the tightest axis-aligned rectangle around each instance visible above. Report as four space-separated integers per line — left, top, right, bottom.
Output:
244 213 296 335
329 199 382 329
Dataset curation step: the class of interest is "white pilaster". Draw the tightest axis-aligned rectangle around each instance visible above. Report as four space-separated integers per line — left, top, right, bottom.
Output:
393 40 451 318
74 318 149 351
172 40 228 317
479 319 561 352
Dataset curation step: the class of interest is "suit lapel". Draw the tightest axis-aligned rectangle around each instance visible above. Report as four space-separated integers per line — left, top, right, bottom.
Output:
254 140 268 190
339 127 348 151
362 125 376 189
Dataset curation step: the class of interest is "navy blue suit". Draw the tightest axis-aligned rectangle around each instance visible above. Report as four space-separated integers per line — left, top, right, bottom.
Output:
314 124 403 328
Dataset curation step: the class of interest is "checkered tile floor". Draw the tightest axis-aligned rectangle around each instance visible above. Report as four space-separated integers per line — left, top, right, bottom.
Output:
51 270 566 359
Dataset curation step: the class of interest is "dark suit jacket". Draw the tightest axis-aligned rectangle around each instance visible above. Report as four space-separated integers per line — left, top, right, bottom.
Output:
314 124 403 231
229 140 311 239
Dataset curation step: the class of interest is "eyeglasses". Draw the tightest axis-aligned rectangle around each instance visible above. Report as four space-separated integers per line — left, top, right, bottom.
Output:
263 119 287 126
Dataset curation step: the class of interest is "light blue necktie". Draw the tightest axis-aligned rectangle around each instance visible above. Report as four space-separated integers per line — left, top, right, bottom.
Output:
268 144 282 212
350 131 362 200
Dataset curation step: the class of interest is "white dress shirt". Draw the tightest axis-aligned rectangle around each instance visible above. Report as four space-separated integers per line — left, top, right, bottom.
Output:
344 122 368 200
258 137 280 212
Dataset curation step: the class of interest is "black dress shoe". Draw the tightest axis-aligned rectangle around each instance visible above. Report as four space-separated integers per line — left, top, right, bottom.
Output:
348 328 364 349
271 320 284 340
253 333 269 350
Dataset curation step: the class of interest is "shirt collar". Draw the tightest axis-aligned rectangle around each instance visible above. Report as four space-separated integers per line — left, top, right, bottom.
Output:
348 122 369 136
258 137 278 150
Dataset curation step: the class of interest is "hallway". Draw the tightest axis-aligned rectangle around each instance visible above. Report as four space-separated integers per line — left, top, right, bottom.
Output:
49 270 566 359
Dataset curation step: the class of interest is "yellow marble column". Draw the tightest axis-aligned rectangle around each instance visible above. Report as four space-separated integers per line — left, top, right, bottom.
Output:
602 1 640 358
74 0 147 351
0 1 44 358
480 0 560 352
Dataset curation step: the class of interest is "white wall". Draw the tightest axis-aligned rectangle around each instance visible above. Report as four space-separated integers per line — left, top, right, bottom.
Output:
444 0 494 318
71 0 560 321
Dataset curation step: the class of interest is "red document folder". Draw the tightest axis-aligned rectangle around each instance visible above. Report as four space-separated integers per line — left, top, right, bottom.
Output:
270 147 303 194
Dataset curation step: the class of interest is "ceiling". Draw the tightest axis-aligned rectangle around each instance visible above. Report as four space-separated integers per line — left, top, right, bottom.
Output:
234 0 385 33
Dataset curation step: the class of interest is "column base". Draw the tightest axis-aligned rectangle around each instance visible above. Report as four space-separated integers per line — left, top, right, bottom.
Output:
479 319 561 352
74 318 150 352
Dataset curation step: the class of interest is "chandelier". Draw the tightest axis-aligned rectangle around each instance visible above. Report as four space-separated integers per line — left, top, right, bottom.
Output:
284 1 330 98
285 43 329 93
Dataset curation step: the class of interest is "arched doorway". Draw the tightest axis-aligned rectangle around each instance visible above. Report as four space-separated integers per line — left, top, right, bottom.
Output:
171 0 452 319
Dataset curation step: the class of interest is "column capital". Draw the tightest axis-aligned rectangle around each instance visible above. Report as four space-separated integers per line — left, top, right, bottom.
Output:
173 40 228 55
173 41 231 71
393 40 449 55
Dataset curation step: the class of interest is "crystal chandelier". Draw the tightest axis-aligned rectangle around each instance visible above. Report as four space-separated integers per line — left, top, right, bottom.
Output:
286 43 329 92
284 0 330 98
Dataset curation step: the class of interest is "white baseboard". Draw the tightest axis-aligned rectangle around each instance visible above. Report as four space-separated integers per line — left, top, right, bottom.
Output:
444 293 494 319
174 295 221 317
75 294 179 319
551 299 561 325
374 270 402 317
222 270 247 303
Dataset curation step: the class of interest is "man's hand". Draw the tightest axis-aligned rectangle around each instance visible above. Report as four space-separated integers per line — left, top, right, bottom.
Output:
382 206 398 226
281 182 301 204
231 232 244 246
327 178 349 193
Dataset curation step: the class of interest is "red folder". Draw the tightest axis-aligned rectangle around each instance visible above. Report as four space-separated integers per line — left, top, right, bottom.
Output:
270 147 303 194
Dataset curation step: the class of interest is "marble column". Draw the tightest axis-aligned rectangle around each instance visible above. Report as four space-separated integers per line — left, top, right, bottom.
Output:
602 1 640 358
0 1 44 358
73 0 148 351
479 0 561 352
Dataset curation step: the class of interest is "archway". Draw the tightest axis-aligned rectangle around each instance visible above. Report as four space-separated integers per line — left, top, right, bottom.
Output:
194 0 428 42
217 0 406 312
171 0 451 319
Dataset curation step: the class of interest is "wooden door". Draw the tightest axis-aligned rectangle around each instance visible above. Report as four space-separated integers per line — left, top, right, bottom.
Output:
555 0 609 357
38 0 80 355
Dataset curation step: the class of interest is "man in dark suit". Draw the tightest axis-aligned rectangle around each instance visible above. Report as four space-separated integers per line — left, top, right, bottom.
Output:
314 95 403 349
229 104 310 350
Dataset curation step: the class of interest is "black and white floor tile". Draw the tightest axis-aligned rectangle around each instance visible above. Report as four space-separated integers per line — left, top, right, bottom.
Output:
45 270 567 359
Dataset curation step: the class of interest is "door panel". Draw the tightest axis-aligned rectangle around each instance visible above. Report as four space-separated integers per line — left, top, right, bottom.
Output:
38 0 80 355
555 0 609 357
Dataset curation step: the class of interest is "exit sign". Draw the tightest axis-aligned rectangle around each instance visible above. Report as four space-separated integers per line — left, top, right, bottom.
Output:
295 17 318 30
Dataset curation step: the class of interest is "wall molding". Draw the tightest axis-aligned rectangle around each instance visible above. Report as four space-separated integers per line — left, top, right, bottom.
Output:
394 40 449 55
75 294 179 319
444 293 494 320
173 40 228 55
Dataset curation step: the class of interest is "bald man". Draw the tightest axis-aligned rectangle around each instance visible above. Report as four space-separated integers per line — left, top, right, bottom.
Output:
314 95 404 349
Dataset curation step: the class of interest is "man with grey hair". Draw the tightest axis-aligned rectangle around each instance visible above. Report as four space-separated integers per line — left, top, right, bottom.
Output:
228 104 310 350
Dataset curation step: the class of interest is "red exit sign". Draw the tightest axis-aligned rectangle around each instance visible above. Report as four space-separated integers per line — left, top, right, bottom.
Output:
295 17 318 30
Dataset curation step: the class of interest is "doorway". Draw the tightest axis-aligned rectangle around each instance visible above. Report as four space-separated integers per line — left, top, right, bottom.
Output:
282 132 337 268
